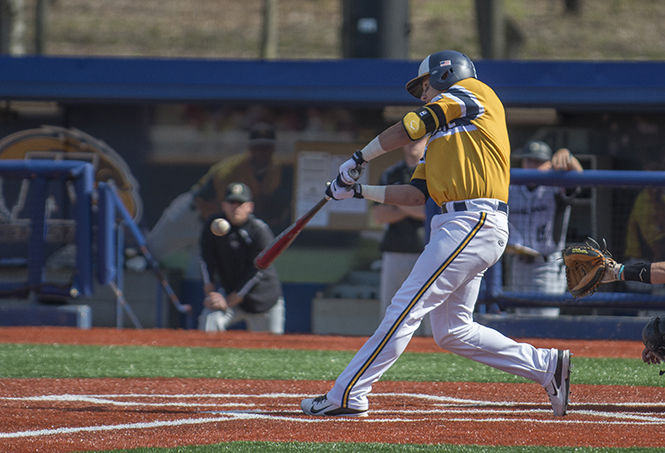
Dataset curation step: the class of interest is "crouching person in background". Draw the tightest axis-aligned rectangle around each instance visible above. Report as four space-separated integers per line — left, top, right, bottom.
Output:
199 182 285 333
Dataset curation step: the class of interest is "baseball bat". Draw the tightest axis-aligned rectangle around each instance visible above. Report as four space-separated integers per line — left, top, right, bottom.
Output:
254 168 360 270
237 271 262 297
504 243 541 258
254 196 329 269
201 257 261 298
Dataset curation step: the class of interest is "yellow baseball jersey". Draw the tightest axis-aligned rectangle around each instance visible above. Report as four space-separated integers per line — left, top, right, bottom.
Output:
403 77 511 206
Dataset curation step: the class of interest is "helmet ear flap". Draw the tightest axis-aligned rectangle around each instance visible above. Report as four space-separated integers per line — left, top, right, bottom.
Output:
428 67 451 92
441 67 453 82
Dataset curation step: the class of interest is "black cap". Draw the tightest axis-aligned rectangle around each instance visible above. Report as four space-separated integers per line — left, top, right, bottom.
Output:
224 182 252 203
249 122 276 145
515 141 552 162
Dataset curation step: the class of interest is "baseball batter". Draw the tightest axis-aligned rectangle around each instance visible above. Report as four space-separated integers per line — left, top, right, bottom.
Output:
301 50 570 417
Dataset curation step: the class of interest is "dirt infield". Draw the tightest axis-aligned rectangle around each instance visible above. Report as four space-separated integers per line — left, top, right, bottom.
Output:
0 326 646 357
0 327 662 451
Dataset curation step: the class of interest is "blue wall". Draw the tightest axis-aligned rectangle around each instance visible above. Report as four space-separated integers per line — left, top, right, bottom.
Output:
2 56 665 110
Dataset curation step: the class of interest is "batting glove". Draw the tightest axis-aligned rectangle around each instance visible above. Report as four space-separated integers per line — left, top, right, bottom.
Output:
326 178 354 200
351 183 364 199
338 151 365 186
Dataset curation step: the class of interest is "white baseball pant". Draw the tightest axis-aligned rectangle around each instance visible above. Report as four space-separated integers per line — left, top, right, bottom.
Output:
380 251 432 336
326 198 559 410
198 297 285 334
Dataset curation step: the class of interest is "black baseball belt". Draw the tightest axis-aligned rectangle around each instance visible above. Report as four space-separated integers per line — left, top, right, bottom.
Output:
440 200 509 215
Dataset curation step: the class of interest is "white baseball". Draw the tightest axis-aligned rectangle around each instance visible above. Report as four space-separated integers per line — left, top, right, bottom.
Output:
211 218 231 236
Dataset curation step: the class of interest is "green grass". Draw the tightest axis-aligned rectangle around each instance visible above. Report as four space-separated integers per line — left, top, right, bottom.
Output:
1 344 663 386
105 442 665 453
4 343 663 453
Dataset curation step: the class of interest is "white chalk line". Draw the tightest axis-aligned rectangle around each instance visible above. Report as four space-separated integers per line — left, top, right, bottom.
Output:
1 391 664 439
7 391 665 407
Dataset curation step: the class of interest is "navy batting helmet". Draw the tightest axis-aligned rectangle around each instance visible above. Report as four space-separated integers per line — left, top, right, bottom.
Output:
405 50 477 99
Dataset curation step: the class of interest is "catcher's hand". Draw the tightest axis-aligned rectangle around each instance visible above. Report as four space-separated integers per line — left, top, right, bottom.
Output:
562 238 619 298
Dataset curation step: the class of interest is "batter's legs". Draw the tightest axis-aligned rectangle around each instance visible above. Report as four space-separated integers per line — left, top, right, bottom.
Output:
325 286 425 409
430 272 557 385
315 210 560 413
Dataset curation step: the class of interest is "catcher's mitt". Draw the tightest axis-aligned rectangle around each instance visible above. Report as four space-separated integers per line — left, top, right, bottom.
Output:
642 316 665 365
562 238 613 298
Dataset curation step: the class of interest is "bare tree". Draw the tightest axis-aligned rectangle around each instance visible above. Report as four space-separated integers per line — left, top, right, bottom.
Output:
260 0 278 59
475 0 524 59
0 0 26 55
35 0 50 54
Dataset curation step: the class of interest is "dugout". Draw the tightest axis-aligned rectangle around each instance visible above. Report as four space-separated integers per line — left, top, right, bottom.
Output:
1 55 665 333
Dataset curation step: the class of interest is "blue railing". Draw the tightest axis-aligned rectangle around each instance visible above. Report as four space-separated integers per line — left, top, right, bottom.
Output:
0 160 93 298
481 168 665 310
510 168 665 187
97 182 192 328
0 160 189 327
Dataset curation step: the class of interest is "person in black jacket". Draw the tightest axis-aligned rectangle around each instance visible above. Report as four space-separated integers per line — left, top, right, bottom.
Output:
198 182 284 333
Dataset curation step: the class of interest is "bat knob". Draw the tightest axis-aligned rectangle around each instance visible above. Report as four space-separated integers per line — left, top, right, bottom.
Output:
335 169 359 189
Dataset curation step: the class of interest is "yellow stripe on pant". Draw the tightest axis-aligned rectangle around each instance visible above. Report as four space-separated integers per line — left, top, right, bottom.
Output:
341 212 487 408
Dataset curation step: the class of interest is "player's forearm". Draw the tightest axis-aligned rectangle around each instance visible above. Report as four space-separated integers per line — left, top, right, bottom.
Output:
552 148 583 172
359 123 412 162
381 184 426 206
651 262 665 284
338 123 413 188
566 155 583 172
378 122 413 151
358 184 425 205
616 261 665 284
359 184 425 205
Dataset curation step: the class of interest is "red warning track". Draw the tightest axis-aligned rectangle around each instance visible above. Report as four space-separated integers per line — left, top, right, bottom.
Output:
0 327 660 451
